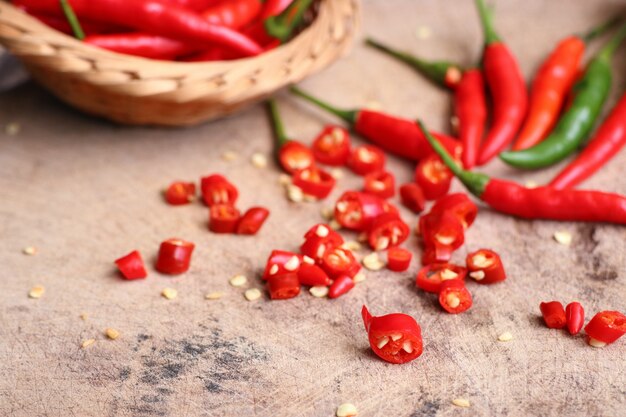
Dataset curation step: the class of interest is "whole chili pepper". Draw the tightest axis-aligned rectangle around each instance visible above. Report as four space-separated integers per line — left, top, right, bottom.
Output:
416 263 466 294
244 0 311 47
203 0 263 29
500 24 626 169
549 91 626 189
466 249 506 284
267 99 315 174
419 120 626 224
584 310 626 347
155 238 195 275
540 301 567 329
289 87 461 162
164 181 196 205
565 302 584 336
474 0 527 166
267 272 301 300
115 250 148 280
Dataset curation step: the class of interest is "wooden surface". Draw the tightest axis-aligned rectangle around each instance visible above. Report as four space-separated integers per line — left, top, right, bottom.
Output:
1 1 625 416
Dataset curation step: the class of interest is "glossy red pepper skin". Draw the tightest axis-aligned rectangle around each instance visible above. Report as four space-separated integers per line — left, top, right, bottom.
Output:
312 125 351 166
399 183 426 214
115 250 148 280
416 263 466 294
328 275 355 299
84 34 189 60
540 301 567 329
361 305 423 364
321 247 361 279
202 0 262 29
455 69 487 169
550 92 626 189
430 193 478 229
466 249 506 284
297 262 331 286
584 311 626 344
565 302 585 336
164 181 196 205
236 207 270 235
439 280 473 314
279 141 315 174
334 191 397 231
363 171 395 199
200 174 238 207
348 145 386 176
368 213 410 251
167 0 221 11
262 250 301 280
267 272 301 300
292 166 336 199
155 238 195 275
419 211 464 264
300 224 343 263
209 204 241 234
415 154 453 200
387 247 412 272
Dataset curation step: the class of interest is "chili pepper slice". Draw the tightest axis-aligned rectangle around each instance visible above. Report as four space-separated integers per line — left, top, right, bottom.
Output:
430 193 478 230
361 305 423 364
312 125 351 166
363 170 395 199
334 191 398 231
262 250 301 280
439 280 473 314
415 154 453 200
584 310 626 346
235 207 270 235
368 213 410 251
419 210 465 263
164 181 196 205
540 301 567 329
416 263 466 294
399 183 426 214
209 204 241 234
200 174 238 207
466 249 506 284
267 99 315 174
292 166 336 199
115 250 147 280
321 247 361 279
565 302 585 336
387 247 412 272
349 145 386 176
267 272 301 300
155 238 195 275
328 275 355 299
300 224 344 262
297 261 331 287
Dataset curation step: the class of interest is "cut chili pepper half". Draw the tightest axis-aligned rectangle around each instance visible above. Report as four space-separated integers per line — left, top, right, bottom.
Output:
349 145 386 176
164 181 196 205
236 207 270 235
328 275 356 299
300 224 344 262
279 141 315 174
466 249 506 284
115 250 147 280
209 204 241 234
267 272 301 300
430 193 478 229
262 250 301 280
540 301 567 329
416 263 467 294
387 247 412 272
361 305 423 364
335 191 398 231
292 166 336 199
419 210 464 264
438 280 473 314
297 261 332 287
321 247 361 279
565 302 585 336
200 174 239 207
414 154 453 200
155 238 195 275
312 125 351 166
584 310 626 346
363 170 396 199
399 183 426 214
368 213 410 251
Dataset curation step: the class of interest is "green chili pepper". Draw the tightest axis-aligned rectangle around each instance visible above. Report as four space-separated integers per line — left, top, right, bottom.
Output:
499 23 626 169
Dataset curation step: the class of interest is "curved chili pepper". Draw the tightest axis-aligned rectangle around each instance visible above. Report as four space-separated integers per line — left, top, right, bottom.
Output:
474 0 527 166
386 247 412 272
584 310 626 346
115 250 148 280
312 125 351 166
419 120 626 224
267 99 315 174
155 238 195 275
466 249 506 284
500 24 626 169
415 263 466 294
439 280 472 314
549 91 626 189
236 207 270 235
267 272 300 300
164 181 196 205
349 145 386 176
368 213 410 251
565 302 584 336
363 170 395 199
540 301 567 329
289 87 461 162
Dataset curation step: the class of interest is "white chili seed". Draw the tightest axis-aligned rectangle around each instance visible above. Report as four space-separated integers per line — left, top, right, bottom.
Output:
23 246 37 255
375 236 390 251
363 253 385 271
269 264 279 276
284 256 300 272
302 256 315 265
28 285 45 299
469 270 485 281
309 286 329 298
336 402 358 417
341 241 361 251
390 333 402 342
329 219 341 230
320 206 334 220
353 271 366 283
205 292 223 300
435 234 455 245
498 332 513 342
336 201 348 213
588 338 606 348
452 398 470 408
251 152 268 168
229 275 248 287
402 340 413 353
287 184 304 203
376 337 389 349
446 293 461 309
278 173 292 186
440 269 458 281
244 288 262 301
81 339 96 349
105 328 120 340
316 225 330 237
472 253 492 268
221 151 237 161
161 288 178 299
554 230 573 246
330 168 344 179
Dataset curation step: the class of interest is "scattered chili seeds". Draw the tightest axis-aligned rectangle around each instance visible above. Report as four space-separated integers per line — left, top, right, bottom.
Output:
221 151 238 161
336 402 358 417
22 246 37 255
229 274 248 287
205 292 223 300
309 286 329 298
452 398 471 408
498 332 513 342
28 285 45 299
161 288 178 300
81 339 95 349
105 328 120 340
251 153 268 168
363 252 385 271
553 230 573 246
244 288 262 301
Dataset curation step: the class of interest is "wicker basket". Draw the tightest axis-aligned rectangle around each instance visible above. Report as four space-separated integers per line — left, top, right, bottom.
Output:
0 0 359 126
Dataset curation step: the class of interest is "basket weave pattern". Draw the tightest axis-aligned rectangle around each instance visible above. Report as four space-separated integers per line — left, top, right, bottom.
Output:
0 0 359 126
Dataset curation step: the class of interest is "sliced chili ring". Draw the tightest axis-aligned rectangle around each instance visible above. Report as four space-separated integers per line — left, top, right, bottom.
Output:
312 125 351 166
363 170 396 199
235 207 270 235
438 280 473 314
292 166 336 199
115 250 147 280
387 247 412 272
414 154 452 200
361 305 423 364
164 181 196 205
430 193 478 229
584 311 626 345
565 302 585 336
209 204 241 234
328 275 356 299
279 140 315 174
540 301 567 329
420 211 464 250
262 250 301 280
335 191 397 231
349 144 386 176
200 174 238 207
368 213 410 251
399 183 426 214
321 247 361 279
416 263 466 293
155 238 195 275
297 261 332 286
267 272 301 300
466 249 506 284
300 224 344 262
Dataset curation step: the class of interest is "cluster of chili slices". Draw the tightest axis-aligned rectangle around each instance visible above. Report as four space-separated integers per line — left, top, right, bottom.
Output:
540 301 626 348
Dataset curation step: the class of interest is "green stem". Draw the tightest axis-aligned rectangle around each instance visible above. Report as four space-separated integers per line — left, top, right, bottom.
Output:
417 120 490 197
267 99 289 148
475 0 500 45
60 0 85 40
598 22 626 60
265 0 314 43
289 86 358 125
581 17 622 43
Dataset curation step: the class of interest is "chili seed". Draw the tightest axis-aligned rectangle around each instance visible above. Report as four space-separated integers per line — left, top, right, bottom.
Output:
525 180 538 189
229 274 248 287
303 194 318 203
329 219 342 230
435 234 455 245
269 264 279 276
469 270 485 281
205 292 223 300
336 403 358 417
440 269 458 281
472 253 491 268
316 225 330 237
374 237 390 251
278 174 292 186
376 337 389 349
415 25 431 39
105 328 120 340
588 338 606 348
162 288 178 299
221 151 238 161
284 256 300 272
287 184 304 202
353 272 366 283
28 285 45 299
22 246 37 255
341 241 362 251
553 231 573 246
446 293 461 309
452 398 471 408
320 206 334 220
80 313 88 321
363 253 385 271
251 153 268 168
498 332 513 342
81 339 95 349
244 288 262 301
302 256 315 265
336 201 348 213
390 333 402 342
330 168 344 179
309 286 329 298
402 340 413 353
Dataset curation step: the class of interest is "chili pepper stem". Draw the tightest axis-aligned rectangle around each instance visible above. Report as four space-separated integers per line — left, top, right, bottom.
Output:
267 99 289 148
475 0 501 45
59 0 85 40
581 17 622 43
265 0 314 42
289 86 357 124
598 22 626 60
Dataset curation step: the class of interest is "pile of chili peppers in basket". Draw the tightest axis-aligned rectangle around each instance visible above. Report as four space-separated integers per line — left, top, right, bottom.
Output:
12 0 315 60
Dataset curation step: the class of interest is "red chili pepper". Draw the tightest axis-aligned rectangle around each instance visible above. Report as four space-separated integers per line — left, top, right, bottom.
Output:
164 181 196 205
540 301 567 329
321 247 361 279
474 0 528 165
584 310 626 346
439 280 473 314
361 305 423 364
267 272 301 300
166 0 221 12
363 170 395 199
328 275 355 299
430 193 478 230
414 154 453 200
368 213 409 251
262 250 301 280
155 238 195 275
115 250 147 280
84 33 190 60
312 125 351 166
300 224 344 262
202 0 263 30
235 207 270 235
349 145 386 176
419 211 464 264
399 183 426 214
387 247 412 272
292 166 336 199
297 261 331 287
455 68 487 168
565 302 585 336
200 174 238 207
209 204 241 234
259 0 293 19
415 263 466 294
334 191 398 231
549 91 626 189
466 249 506 284
267 100 315 174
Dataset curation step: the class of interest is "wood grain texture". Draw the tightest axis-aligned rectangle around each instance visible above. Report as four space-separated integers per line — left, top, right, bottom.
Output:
0 1 625 416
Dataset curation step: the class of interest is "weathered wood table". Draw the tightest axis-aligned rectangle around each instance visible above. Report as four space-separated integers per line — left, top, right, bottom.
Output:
1 1 625 416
